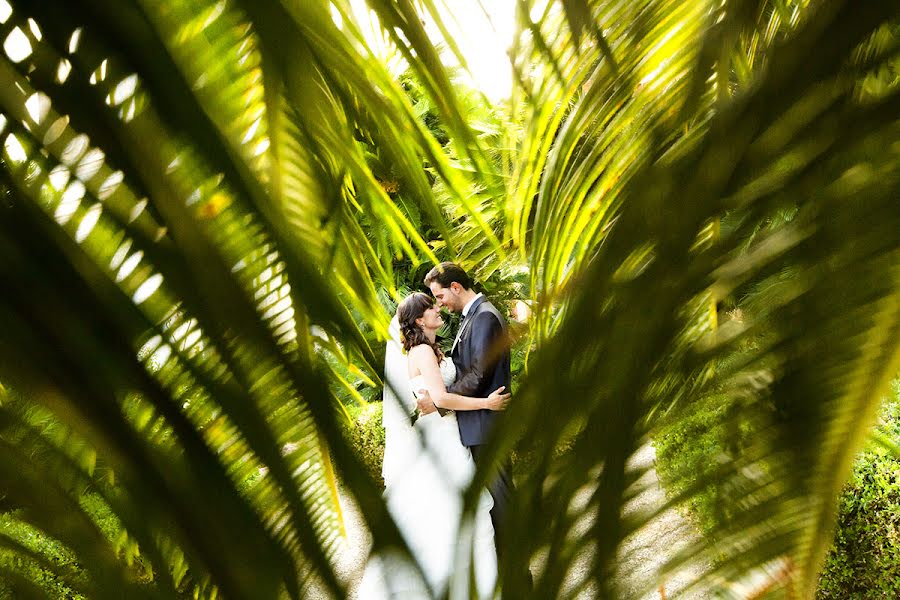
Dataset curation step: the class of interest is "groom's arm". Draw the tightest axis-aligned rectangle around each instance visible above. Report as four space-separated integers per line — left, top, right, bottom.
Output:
447 313 504 401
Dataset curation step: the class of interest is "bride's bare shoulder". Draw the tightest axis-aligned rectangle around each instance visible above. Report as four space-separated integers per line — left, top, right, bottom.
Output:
407 344 439 363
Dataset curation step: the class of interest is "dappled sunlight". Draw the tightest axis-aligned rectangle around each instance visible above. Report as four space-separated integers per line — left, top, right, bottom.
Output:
96 169 123 199
109 73 138 106
42 114 68 145
132 273 164 304
114 249 143 282
3 26 30 63
66 27 81 53
54 180 85 225
60 133 88 165
24 91 50 125
25 17 40 41
2 131 25 163
75 147 105 181
88 59 108 85
108 238 132 271
74 202 102 242
55 56 71 83
47 163 70 191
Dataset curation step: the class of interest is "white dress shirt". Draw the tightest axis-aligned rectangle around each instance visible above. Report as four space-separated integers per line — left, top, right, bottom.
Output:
453 293 483 351
461 293 483 318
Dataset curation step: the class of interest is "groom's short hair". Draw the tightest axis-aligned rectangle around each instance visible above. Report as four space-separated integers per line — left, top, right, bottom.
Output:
424 262 472 290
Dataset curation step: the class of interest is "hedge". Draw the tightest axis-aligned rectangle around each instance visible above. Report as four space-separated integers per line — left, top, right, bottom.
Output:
817 380 900 598
655 378 900 597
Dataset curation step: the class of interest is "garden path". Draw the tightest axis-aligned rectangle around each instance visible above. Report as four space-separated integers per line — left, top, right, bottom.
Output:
313 443 710 599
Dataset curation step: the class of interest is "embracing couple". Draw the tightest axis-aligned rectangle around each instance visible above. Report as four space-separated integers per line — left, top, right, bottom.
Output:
359 262 518 599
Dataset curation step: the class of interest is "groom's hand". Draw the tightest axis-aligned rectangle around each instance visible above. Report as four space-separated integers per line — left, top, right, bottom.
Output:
416 389 438 416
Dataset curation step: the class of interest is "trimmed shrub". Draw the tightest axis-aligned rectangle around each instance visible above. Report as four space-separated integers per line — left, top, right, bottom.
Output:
655 378 900 597
817 380 900 598
343 402 386 488
654 386 759 536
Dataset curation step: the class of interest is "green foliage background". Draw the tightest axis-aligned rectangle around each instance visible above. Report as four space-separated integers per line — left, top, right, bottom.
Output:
656 377 900 597
817 380 900 598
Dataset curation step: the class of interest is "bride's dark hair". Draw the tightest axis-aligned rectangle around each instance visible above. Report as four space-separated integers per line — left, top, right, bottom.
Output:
397 292 444 359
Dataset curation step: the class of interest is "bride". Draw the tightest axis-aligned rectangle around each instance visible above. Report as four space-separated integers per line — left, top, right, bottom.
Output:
358 292 509 599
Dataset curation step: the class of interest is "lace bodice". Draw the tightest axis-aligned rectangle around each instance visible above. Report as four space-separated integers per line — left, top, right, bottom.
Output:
409 357 457 402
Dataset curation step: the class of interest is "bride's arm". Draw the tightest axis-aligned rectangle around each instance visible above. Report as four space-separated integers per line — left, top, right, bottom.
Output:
409 346 509 411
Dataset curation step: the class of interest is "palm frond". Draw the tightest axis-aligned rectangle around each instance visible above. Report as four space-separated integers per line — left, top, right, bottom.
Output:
479 1 900 597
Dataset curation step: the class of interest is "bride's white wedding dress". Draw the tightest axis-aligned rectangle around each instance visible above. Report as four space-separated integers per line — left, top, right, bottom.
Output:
358 354 497 599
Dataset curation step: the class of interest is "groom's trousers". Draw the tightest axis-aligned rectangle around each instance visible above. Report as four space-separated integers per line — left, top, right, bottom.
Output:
469 446 534 590
468 445 514 555
470 446 533 590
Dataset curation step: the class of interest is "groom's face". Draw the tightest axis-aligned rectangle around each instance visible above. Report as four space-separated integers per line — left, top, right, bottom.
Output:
428 281 464 313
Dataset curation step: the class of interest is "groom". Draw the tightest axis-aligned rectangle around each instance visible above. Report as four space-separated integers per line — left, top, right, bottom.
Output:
418 262 514 556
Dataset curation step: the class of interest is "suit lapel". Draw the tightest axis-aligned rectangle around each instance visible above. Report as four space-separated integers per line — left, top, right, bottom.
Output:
451 315 471 354
452 296 486 354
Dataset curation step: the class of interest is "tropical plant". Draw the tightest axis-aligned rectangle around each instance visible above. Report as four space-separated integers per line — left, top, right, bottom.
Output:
0 1 897 600
492 2 900 596
817 380 900 597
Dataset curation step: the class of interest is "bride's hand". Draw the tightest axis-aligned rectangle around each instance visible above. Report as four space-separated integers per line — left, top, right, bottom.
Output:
416 389 438 416
484 386 511 411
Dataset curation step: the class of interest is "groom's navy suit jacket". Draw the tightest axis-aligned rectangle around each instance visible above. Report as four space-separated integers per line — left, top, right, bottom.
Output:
447 296 511 447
